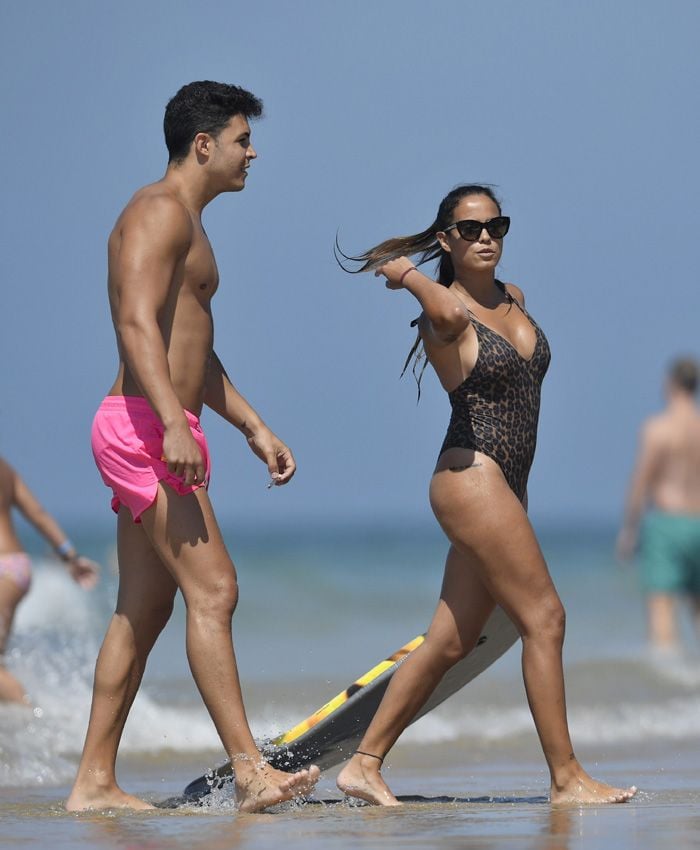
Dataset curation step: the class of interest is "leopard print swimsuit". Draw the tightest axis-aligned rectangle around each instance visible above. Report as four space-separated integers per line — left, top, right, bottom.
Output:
439 282 551 500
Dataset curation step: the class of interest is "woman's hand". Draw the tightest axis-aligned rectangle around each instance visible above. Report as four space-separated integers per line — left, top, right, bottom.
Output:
374 257 417 290
67 556 100 590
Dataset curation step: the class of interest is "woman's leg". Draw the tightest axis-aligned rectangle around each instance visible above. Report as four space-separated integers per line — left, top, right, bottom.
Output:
339 461 636 806
429 465 636 804
337 544 496 804
0 577 29 704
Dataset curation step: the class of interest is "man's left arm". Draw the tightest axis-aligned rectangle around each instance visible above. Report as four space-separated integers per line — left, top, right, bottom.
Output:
204 351 296 486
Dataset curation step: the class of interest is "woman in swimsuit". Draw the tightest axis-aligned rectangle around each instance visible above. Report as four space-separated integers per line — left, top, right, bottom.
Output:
0 455 99 703
336 185 636 806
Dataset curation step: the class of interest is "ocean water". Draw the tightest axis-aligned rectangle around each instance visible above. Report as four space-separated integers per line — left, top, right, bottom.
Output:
2 519 700 848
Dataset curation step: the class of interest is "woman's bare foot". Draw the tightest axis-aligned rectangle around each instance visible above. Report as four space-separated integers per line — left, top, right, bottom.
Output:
65 783 155 812
336 753 401 806
551 768 637 806
235 761 320 813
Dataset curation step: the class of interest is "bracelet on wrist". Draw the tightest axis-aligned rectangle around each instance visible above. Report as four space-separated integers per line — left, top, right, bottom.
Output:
399 266 417 286
56 539 75 560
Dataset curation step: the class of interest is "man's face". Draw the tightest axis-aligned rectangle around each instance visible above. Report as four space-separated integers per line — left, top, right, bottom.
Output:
208 114 257 192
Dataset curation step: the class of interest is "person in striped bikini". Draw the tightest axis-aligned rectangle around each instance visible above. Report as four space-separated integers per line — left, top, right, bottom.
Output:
0 455 99 703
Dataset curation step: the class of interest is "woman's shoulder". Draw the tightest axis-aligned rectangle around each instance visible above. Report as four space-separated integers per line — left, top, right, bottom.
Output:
501 281 525 308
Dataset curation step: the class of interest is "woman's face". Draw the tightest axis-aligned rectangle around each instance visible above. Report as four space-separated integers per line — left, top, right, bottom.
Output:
438 194 504 275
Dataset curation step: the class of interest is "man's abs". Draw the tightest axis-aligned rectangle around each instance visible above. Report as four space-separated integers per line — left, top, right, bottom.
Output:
109 292 214 415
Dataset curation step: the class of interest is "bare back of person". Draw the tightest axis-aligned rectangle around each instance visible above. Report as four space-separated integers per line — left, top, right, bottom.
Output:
617 360 700 651
646 404 700 515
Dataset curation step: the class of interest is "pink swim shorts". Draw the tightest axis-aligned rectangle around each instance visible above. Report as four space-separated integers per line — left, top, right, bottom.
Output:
91 396 211 523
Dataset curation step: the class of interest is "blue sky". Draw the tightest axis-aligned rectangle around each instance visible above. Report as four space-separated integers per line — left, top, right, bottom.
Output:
1 1 699 530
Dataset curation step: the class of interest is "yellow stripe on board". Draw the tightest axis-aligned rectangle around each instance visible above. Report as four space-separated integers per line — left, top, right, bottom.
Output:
274 634 425 746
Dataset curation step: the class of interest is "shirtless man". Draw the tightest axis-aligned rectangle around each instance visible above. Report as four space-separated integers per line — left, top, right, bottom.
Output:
617 357 700 651
0 456 98 703
66 81 319 813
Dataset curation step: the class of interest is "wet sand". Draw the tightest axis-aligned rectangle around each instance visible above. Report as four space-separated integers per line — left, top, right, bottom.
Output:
2 746 698 850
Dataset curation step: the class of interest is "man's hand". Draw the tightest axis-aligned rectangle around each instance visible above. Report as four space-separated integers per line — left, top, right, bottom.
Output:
616 527 637 562
246 428 296 486
162 422 206 486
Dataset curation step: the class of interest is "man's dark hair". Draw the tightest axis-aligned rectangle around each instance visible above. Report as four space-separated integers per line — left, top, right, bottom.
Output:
668 357 699 395
164 81 263 163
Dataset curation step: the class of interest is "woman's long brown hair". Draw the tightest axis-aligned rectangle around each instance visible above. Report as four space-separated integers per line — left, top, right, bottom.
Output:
336 184 502 399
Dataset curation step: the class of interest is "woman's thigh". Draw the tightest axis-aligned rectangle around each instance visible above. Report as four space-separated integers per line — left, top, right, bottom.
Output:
430 461 563 635
424 545 496 658
0 577 27 653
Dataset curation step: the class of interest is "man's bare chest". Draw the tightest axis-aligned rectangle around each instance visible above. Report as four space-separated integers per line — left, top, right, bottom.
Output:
183 233 219 300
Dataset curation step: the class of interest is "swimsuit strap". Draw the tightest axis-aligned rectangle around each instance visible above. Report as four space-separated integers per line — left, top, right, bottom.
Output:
457 281 521 327
495 279 525 314
410 281 524 328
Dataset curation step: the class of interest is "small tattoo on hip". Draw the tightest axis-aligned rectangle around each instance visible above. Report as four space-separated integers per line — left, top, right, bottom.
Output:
448 463 482 473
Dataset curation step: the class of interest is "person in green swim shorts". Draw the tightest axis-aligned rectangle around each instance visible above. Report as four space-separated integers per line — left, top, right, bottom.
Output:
617 357 700 651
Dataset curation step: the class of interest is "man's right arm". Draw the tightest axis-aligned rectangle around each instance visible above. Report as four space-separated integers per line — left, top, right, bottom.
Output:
113 196 205 485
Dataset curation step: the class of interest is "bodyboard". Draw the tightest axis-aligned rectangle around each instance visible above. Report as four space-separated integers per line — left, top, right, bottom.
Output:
180 605 518 801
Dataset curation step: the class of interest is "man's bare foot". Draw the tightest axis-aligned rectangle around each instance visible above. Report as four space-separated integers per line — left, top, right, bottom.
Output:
551 770 637 806
337 754 401 807
235 762 320 813
65 784 155 812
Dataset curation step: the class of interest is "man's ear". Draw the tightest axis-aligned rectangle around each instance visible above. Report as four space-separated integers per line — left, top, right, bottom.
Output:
193 132 213 161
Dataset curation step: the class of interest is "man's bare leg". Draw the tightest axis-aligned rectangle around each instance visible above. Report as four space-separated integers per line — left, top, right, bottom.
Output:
647 593 680 652
139 484 318 812
66 508 177 811
690 594 700 642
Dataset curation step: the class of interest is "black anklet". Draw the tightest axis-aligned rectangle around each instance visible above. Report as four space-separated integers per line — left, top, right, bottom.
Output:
356 750 384 765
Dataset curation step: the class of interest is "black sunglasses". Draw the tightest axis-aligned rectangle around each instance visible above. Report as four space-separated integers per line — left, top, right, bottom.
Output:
443 216 510 241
